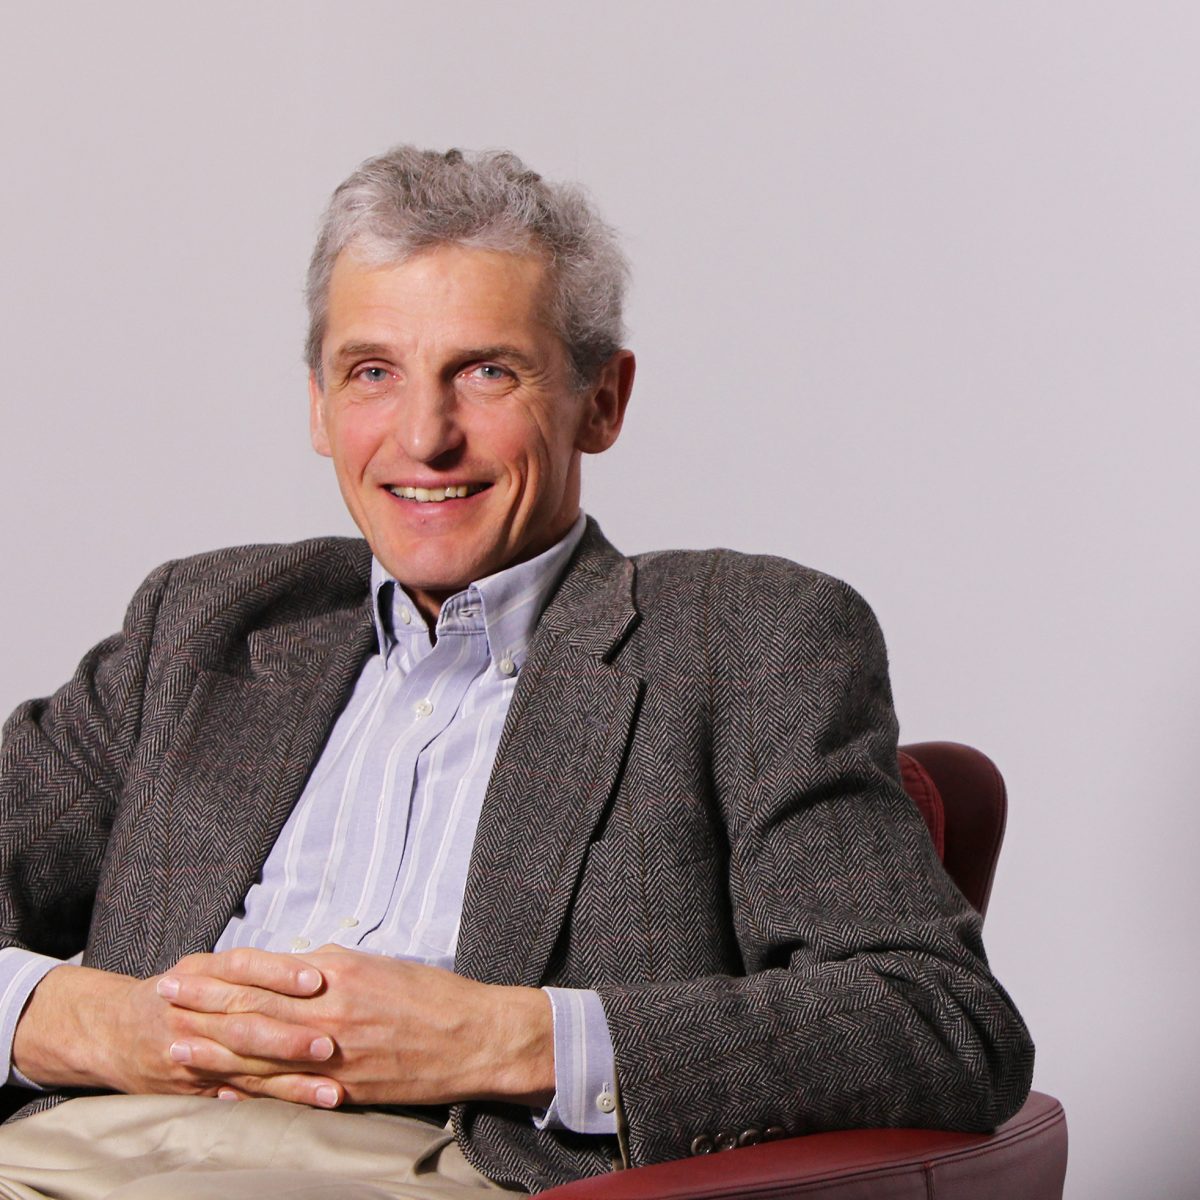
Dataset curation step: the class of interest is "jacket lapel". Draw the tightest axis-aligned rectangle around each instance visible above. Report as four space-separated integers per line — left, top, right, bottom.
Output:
158 546 378 966
455 522 642 987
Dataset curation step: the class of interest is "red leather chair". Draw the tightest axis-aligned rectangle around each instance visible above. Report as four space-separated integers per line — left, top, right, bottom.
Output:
541 742 1067 1200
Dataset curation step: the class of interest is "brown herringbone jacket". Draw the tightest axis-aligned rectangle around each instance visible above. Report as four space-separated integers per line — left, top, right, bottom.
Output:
0 520 1033 1191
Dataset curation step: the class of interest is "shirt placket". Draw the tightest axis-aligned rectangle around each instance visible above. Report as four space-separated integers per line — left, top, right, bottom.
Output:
346 616 485 949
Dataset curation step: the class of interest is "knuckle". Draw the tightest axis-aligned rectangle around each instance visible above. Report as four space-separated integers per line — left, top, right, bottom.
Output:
277 1025 309 1057
229 985 257 1012
323 959 350 986
225 1015 255 1047
226 947 255 976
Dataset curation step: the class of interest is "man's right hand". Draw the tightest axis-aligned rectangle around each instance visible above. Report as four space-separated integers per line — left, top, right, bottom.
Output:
11 957 344 1107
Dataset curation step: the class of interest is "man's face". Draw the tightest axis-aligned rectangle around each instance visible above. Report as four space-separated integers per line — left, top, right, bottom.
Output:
310 244 631 618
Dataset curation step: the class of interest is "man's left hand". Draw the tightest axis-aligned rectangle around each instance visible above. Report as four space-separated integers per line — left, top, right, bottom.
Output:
160 947 556 1109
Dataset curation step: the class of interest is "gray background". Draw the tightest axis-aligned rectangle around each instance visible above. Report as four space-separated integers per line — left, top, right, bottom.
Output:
1 3 1196 1197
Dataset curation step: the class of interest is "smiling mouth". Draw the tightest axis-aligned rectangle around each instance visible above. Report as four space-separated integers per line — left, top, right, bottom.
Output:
386 484 490 503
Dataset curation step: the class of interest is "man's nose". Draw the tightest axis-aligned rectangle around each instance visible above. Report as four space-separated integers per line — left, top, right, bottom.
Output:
395 384 464 463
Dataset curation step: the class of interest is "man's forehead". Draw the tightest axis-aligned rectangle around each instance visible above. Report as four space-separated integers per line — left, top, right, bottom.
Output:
333 241 550 295
320 245 565 372
327 245 551 326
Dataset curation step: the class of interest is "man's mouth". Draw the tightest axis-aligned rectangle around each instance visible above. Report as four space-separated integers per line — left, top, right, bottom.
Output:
386 484 489 503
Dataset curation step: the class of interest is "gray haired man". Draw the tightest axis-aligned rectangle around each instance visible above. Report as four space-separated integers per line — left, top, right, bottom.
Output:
0 148 1033 1198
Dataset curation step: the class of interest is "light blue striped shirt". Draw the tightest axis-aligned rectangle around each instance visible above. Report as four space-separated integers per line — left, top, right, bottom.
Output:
0 514 617 1133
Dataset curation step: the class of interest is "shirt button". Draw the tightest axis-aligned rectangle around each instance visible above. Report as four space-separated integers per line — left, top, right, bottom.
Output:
290 936 311 951
498 657 516 676
596 1089 616 1114
398 606 412 625
339 916 359 929
414 699 433 718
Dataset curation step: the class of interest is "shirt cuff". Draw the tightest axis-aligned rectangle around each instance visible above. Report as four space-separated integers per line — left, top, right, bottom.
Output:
535 987 619 1135
0 947 65 1089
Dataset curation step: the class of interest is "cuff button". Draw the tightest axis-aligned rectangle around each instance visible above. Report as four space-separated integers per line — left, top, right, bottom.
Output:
690 1135 715 1156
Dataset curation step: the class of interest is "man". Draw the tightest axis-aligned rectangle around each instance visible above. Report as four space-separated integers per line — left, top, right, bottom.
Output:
0 147 1033 1198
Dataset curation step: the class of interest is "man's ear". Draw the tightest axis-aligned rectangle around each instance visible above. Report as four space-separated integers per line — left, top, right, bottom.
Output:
309 371 332 457
576 350 635 454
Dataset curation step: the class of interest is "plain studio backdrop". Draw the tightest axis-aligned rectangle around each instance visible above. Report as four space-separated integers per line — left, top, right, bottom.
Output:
1 4 1196 1197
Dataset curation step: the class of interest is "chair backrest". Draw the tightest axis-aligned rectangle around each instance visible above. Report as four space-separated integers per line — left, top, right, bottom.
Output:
898 741 1007 920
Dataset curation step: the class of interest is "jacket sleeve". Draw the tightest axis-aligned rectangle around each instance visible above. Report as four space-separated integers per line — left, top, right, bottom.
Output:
0 561 175 960
594 554 1034 1167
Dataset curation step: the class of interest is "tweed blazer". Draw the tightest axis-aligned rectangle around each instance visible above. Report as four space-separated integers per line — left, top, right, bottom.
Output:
0 521 1033 1192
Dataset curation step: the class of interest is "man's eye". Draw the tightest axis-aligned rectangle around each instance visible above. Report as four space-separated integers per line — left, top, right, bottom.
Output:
356 367 390 384
471 364 509 382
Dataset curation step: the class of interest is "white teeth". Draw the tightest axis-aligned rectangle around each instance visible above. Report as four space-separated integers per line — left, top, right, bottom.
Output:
388 484 475 502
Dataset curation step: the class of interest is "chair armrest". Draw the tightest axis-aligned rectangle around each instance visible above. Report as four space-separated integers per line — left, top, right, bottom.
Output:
539 1092 1067 1200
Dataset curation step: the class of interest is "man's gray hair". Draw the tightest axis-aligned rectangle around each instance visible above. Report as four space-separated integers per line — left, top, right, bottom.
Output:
305 146 629 389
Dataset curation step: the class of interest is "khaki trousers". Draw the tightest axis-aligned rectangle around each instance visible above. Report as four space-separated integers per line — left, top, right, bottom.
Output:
0 1095 521 1200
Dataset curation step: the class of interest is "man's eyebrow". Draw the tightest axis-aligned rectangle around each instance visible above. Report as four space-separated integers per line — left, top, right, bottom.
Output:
329 342 393 368
459 345 540 372
328 343 541 373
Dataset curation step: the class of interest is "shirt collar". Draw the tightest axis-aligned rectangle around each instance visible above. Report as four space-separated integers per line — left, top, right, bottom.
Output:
370 512 588 670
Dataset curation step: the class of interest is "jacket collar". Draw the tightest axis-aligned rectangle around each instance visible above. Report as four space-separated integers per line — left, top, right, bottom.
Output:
533 517 639 661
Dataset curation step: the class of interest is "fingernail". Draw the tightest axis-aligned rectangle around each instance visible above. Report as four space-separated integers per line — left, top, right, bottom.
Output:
217 1089 239 1102
297 968 321 992
310 1036 334 1060
315 1085 339 1108
169 1042 192 1064
156 977 180 999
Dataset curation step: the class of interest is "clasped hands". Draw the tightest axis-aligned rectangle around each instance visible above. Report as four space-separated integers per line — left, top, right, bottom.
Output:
13 947 555 1111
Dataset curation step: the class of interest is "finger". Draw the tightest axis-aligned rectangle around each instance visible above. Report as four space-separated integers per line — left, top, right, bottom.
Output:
168 948 324 996
227 1072 345 1109
180 1057 342 1109
167 1032 338 1087
171 1012 336 1065
157 972 313 1019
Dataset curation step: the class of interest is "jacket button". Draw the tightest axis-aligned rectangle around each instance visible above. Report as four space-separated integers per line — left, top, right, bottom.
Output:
715 1131 738 1151
738 1127 763 1147
690 1135 715 1156
763 1125 787 1142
